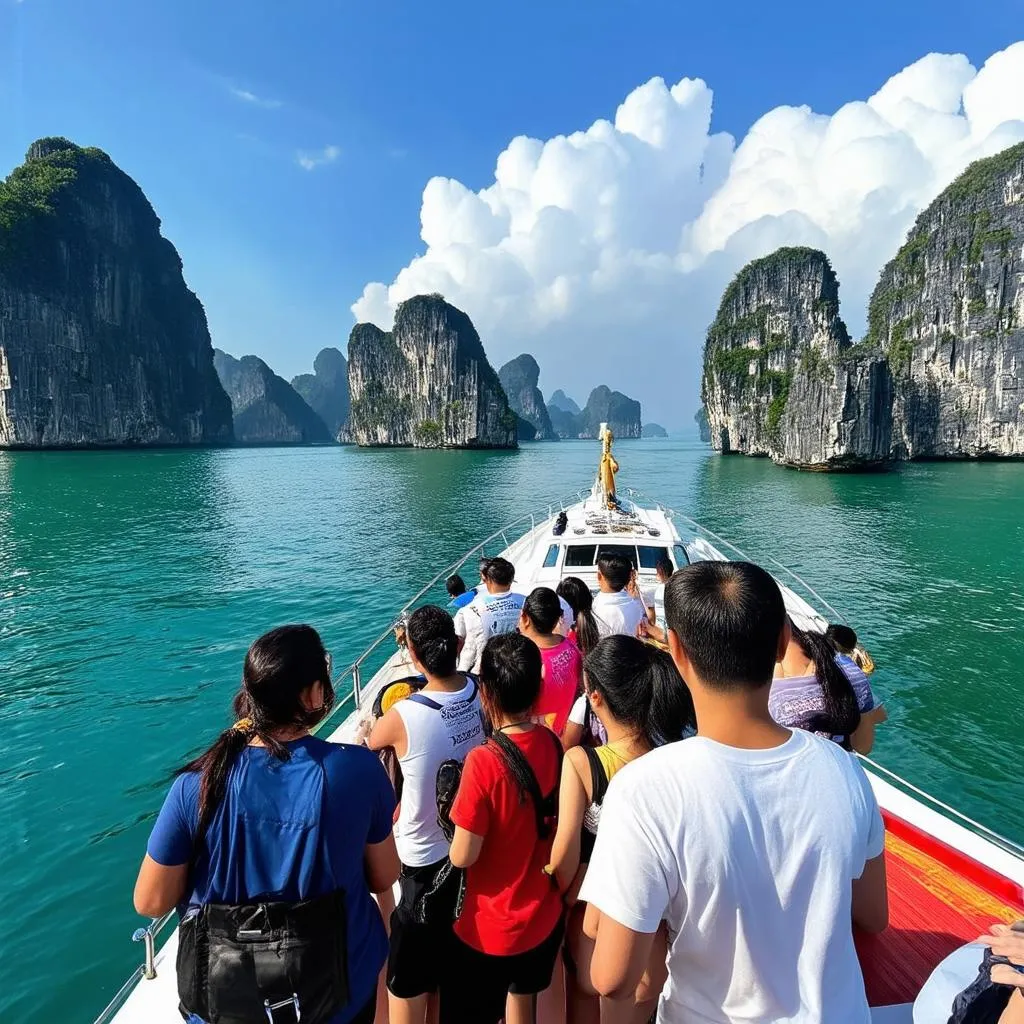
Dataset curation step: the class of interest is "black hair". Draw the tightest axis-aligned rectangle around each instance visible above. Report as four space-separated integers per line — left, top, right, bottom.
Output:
178 625 334 844
585 635 695 745
597 552 632 591
556 576 600 655
479 632 542 716
664 561 785 691
407 604 459 677
655 555 674 579
826 623 857 654
792 623 861 746
446 574 467 598
482 557 515 588
522 586 562 634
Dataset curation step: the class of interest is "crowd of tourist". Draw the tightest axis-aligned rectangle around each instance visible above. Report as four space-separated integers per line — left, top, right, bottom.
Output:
134 555 1022 1024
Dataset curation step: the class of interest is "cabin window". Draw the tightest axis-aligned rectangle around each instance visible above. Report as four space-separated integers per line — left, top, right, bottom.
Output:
543 544 560 568
674 543 690 567
637 545 667 570
596 544 638 568
565 544 597 567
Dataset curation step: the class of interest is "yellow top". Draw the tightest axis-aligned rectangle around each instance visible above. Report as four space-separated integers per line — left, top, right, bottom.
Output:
593 738 635 784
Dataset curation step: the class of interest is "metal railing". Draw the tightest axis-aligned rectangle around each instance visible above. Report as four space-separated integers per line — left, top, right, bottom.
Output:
860 755 1024 860
624 487 847 625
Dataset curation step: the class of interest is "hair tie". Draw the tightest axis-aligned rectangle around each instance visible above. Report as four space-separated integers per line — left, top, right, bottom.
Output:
232 717 254 734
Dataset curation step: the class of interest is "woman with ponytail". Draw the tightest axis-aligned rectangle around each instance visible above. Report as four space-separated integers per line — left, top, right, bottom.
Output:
770 620 886 754
548 635 695 1023
134 625 400 1024
556 576 600 655
519 586 584 738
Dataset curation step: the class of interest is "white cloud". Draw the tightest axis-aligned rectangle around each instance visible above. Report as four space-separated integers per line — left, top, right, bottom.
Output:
352 42 1024 424
229 85 282 110
296 145 341 171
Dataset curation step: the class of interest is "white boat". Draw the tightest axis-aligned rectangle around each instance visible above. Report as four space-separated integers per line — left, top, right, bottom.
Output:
95 427 1024 1024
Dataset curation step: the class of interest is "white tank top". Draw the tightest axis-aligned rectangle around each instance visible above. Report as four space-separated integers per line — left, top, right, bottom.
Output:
393 677 484 867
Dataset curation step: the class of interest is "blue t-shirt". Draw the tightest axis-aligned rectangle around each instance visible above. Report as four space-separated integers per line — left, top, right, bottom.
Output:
447 590 476 611
147 736 395 1024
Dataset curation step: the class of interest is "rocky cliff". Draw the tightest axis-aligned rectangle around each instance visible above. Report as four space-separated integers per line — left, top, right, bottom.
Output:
579 385 642 439
695 407 711 442
642 422 667 438
0 138 233 447
214 350 332 444
347 294 517 448
548 389 581 416
866 142 1024 458
702 247 891 469
498 353 556 440
291 347 350 437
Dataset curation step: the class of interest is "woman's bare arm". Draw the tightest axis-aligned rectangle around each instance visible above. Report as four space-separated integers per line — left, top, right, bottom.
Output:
548 748 590 893
134 855 189 918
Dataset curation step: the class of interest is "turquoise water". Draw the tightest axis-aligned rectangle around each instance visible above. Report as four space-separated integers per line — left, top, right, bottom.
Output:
1 440 1023 1021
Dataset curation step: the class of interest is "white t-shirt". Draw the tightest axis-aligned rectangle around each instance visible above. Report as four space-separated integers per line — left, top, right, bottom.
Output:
642 581 666 628
454 590 525 673
393 677 484 866
579 729 884 1024
593 590 648 638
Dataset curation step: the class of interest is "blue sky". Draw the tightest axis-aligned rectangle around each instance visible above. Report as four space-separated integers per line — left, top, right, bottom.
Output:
1 0 1023 420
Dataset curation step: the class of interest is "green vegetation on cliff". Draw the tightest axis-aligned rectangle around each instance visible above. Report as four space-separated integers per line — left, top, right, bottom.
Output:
0 139 116 280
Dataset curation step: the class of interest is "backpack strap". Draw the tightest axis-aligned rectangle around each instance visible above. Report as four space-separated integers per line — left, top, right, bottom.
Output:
581 745 610 806
490 730 561 840
407 676 479 712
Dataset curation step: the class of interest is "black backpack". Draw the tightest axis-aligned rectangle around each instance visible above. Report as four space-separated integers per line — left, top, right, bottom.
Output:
176 757 349 1024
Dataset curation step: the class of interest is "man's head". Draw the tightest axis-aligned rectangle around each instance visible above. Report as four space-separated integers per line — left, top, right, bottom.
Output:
664 561 788 693
446 574 467 599
481 557 515 593
406 604 459 679
596 552 632 593
655 555 674 583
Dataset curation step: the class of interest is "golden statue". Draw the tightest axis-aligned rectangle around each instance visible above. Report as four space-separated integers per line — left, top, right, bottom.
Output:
598 423 619 507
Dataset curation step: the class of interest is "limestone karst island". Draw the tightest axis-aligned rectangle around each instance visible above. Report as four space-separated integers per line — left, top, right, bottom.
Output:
1 135 1022 465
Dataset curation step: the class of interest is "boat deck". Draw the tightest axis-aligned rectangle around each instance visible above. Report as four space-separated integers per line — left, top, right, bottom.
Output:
859 810 1024 1009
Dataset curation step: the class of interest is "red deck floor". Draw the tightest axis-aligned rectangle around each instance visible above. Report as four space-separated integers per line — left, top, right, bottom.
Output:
857 811 1024 1006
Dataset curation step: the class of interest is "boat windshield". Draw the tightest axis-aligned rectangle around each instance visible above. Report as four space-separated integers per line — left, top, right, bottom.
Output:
563 542 668 569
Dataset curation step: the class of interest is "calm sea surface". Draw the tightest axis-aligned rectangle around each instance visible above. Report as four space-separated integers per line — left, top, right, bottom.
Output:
1 439 1023 1021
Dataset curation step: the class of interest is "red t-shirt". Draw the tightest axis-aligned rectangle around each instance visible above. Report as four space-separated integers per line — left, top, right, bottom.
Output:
450 728 563 955
534 638 583 736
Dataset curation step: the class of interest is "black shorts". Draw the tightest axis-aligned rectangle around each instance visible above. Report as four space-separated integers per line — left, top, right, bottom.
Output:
438 918 565 1024
387 860 455 998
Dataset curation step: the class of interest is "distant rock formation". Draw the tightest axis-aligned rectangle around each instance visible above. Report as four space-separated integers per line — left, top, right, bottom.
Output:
866 141 1024 458
642 423 668 438
347 294 517 449
548 389 581 416
214 350 333 444
579 385 642 439
701 247 891 469
498 353 557 440
0 138 233 447
695 408 711 442
292 347 350 437
544 385 642 438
